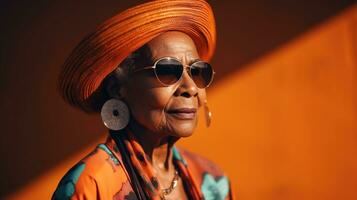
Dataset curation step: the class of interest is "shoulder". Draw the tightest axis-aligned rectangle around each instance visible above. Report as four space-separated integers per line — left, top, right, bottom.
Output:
52 142 131 200
178 147 225 177
177 147 234 200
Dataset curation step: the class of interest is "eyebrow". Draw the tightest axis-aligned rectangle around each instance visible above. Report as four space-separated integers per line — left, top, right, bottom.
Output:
149 57 202 65
189 58 202 65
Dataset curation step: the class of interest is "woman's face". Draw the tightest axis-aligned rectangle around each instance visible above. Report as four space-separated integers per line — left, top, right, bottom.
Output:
121 31 206 138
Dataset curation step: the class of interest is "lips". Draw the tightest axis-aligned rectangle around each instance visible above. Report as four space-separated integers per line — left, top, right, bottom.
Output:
167 108 197 120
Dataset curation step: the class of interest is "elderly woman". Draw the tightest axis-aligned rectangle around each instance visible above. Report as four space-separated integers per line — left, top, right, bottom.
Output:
52 0 233 199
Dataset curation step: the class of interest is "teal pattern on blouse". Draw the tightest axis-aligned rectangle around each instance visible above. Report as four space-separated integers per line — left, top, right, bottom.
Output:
172 146 188 166
52 162 86 200
98 144 120 165
201 173 229 200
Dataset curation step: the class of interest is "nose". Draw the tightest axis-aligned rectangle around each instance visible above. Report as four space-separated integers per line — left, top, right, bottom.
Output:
174 68 198 98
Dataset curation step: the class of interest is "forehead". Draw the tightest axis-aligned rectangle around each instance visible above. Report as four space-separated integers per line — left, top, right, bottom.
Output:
146 31 199 62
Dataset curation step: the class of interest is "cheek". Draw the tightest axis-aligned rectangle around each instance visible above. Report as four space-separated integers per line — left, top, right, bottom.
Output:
197 88 207 107
125 83 176 129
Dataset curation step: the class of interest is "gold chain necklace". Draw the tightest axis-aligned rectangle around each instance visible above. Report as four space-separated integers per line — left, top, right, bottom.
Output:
160 170 179 200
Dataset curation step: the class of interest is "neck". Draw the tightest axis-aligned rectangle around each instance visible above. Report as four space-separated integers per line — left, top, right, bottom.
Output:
128 120 179 172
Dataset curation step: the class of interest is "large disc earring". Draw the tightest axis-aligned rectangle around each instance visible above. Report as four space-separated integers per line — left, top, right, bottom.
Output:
204 100 212 127
101 99 130 131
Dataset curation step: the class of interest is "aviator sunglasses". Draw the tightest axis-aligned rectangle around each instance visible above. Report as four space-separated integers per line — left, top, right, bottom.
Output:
132 57 215 88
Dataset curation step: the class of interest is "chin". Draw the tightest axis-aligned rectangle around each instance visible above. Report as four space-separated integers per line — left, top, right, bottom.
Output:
169 122 197 138
172 130 194 138
164 112 198 138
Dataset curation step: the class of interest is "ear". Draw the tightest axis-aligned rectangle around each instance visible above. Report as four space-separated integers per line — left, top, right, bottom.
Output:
105 75 122 99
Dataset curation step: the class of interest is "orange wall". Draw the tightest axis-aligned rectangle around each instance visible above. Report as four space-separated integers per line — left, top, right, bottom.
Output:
186 6 357 200
6 4 357 200
182 5 357 199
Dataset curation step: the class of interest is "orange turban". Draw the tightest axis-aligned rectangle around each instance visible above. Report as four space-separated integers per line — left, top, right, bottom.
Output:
58 0 216 112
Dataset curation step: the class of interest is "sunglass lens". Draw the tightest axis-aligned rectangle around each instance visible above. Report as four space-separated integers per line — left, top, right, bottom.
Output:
190 62 213 88
155 58 183 85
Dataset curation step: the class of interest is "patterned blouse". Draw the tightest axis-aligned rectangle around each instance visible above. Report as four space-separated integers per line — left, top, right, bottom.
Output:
52 132 234 200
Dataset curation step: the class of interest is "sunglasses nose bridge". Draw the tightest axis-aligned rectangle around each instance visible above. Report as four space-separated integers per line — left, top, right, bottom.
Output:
180 65 197 87
182 64 192 78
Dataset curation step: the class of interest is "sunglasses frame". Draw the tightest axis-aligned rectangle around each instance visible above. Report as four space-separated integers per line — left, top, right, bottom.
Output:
132 56 215 88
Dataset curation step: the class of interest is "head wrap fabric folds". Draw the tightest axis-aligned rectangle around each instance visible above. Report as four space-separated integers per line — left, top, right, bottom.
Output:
58 0 216 112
